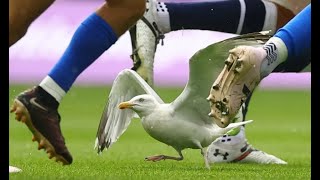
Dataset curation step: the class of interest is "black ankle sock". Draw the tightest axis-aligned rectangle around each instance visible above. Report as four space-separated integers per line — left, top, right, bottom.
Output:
35 86 59 109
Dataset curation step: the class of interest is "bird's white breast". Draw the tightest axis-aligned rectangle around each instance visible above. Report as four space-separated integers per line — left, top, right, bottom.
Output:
141 106 216 149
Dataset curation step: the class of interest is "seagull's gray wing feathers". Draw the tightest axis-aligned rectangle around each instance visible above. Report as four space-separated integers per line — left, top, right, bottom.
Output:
94 69 163 153
171 31 272 124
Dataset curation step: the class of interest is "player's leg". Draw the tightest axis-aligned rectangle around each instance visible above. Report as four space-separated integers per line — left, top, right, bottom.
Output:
155 0 294 34
10 0 146 165
208 4 311 127
128 0 295 133
129 0 295 87
128 1 304 162
9 0 55 47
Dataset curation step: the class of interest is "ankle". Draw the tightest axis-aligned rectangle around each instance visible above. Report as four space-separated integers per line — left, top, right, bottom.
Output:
260 37 288 78
35 86 59 109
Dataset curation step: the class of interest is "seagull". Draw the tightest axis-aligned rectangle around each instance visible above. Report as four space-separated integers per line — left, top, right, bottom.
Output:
94 31 271 169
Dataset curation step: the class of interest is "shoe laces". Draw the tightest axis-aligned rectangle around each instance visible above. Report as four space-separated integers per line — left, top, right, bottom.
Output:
152 22 165 46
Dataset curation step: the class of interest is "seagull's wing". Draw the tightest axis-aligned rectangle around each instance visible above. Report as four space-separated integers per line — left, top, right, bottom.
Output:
171 31 271 124
95 69 163 153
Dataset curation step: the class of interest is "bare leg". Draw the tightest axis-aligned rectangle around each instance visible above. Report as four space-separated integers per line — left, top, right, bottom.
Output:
9 0 55 47
10 0 146 165
96 0 146 37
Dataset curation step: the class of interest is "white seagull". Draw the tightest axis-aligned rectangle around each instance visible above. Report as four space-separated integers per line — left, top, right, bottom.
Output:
94 31 271 169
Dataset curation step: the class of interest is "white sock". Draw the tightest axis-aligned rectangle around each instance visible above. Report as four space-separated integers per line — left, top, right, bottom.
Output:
154 1 171 33
260 37 288 78
261 0 278 34
39 76 66 103
236 0 246 34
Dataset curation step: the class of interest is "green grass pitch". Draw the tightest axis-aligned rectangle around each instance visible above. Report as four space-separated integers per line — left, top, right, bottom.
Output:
9 85 310 179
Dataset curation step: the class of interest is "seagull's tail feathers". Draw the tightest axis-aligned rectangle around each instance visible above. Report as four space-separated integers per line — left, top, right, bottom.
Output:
215 120 254 137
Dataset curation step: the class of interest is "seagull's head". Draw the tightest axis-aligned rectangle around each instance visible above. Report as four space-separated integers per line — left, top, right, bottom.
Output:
118 94 158 116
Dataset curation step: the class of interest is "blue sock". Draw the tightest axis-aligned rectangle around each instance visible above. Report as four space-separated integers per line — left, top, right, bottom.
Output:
166 0 266 34
48 13 118 92
274 4 311 72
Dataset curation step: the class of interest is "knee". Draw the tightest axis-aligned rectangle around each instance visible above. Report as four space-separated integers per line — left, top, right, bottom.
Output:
108 0 146 21
129 0 146 20
9 11 30 41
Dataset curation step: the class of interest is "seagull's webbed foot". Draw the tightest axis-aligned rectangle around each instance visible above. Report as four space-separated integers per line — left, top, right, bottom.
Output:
145 151 184 162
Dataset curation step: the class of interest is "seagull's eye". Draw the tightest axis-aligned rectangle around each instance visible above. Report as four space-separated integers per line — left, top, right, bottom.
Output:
139 98 144 102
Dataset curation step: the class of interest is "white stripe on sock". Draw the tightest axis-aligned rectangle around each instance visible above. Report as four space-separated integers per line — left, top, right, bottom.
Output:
39 76 66 103
236 0 246 34
261 0 277 34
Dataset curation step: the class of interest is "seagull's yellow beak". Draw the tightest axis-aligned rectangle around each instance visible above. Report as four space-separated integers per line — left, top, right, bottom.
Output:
118 102 134 109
